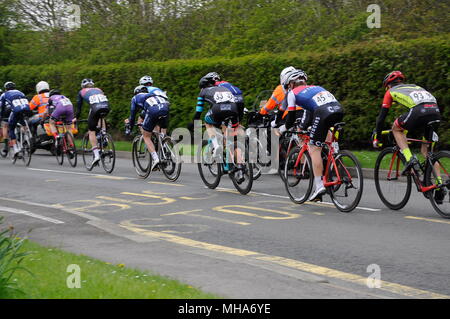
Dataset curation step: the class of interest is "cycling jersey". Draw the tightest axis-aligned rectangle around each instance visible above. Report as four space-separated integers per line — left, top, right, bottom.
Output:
3 90 31 140
195 86 239 127
1 90 27 123
129 88 170 131
29 93 49 117
375 83 440 137
382 84 438 109
216 81 244 120
286 85 343 145
76 88 109 119
49 94 74 123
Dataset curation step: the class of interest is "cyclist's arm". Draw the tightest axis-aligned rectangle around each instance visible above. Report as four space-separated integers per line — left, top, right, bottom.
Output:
75 91 83 120
260 86 284 115
284 91 297 130
128 97 138 128
193 96 205 121
375 90 393 136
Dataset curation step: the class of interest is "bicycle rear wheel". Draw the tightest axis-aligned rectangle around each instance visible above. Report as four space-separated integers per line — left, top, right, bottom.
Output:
374 147 412 210
197 140 221 189
22 137 32 167
101 133 116 174
66 132 77 168
328 150 363 212
284 146 313 204
426 150 450 218
82 133 94 171
160 136 182 182
132 135 151 178
230 162 253 195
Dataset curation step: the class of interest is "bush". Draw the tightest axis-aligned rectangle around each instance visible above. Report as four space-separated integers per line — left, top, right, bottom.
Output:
0 36 448 148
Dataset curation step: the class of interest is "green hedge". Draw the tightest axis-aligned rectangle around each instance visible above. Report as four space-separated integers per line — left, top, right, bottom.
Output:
0 36 448 148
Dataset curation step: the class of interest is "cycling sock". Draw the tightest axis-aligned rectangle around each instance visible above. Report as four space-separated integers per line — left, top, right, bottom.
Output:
402 148 413 162
151 152 159 161
93 147 100 158
211 137 219 149
315 176 324 190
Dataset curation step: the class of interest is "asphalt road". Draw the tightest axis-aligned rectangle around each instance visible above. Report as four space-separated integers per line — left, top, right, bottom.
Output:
1 150 449 299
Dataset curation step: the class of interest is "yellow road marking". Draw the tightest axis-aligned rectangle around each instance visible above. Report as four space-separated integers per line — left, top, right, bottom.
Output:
405 216 450 225
161 209 250 226
149 181 185 187
121 192 176 206
216 188 258 196
179 194 217 201
214 205 300 220
120 223 449 299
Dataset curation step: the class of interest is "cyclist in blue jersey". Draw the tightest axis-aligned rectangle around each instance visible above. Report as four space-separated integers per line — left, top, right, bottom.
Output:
125 83 170 170
74 78 110 166
281 69 344 201
0 82 32 156
138 75 168 136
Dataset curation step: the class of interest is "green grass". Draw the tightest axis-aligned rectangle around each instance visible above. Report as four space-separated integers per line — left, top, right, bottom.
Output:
3 240 219 299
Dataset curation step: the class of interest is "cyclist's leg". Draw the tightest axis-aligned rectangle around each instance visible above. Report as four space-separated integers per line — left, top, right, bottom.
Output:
8 109 20 153
87 109 101 163
393 109 417 164
142 107 162 167
1 118 9 154
204 107 221 153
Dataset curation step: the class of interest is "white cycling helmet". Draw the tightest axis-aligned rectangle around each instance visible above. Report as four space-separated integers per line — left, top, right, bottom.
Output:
81 78 95 88
134 85 146 95
36 81 50 94
139 75 153 86
280 68 308 88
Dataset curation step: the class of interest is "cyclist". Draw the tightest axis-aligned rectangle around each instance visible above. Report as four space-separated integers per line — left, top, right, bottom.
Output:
74 78 110 166
47 89 75 141
372 71 443 201
280 69 344 201
138 76 168 136
0 82 32 156
189 73 241 158
29 81 50 137
207 72 245 122
125 83 170 170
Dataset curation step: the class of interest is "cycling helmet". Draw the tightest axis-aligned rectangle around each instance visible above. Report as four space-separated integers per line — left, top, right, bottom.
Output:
139 75 153 86
36 81 50 94
281 69 308 88
81 78 95 88
49 89 61 97
204 72 221 82
4 82 16 90
199 76 215 89
280 66 297 85
383 71 405 88
134 85 146 95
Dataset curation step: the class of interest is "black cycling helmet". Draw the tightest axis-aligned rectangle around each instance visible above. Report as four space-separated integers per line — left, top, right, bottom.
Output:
199 76 215 89
204 72 221 82
4 82 16 90
49 89 61 97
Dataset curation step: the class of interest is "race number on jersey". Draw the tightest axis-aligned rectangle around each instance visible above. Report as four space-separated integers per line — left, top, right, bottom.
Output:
12 98 29 109
410 90 437 105
313 91 337 106
89 94 108 105
214 91 235 104
60 98 73 107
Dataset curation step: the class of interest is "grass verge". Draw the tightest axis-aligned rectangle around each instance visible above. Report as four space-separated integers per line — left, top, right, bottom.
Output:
3 240 218 299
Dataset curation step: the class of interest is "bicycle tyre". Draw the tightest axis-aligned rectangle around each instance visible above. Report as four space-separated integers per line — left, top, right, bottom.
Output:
374 147 412 210
328 150 363 213
425 150 450 218
55 137 64 166
132 135 151 178
66 132 77 168
160 136 182 182
82 133 94 171
284 146 314 204
197 140 221 189
101 133 116 174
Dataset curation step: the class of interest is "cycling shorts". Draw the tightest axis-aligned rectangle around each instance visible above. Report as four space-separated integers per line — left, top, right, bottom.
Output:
88 104 110 131
51 104 74 124
309 104 344 147
395 104 441 139
142 104 169 133
204 103 239 128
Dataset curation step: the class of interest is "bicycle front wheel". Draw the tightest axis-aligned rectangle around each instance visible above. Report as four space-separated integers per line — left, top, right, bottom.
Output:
197 140 221 189
374 147 412 210
160 136 182 182
101 133 116 174
284 146 313 204
81 133 95 171
426 150 450 218
328 150 363 213
55 137 64 166
132 135 151 178
22 138 32 167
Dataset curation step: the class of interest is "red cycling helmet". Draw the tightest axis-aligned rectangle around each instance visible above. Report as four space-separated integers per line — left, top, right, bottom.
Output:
383 71 405 88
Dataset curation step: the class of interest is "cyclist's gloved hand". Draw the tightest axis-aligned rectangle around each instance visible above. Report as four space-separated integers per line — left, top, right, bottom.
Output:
371 130 382 148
